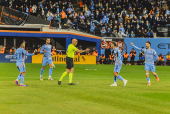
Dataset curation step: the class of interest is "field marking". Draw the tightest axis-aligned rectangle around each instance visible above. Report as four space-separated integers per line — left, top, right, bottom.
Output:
85 69 97 70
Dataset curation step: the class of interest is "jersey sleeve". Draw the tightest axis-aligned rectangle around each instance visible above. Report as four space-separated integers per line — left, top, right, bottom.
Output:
72 45 78 52
133 45 143 51
153 49 158 60
40 45 45 53
22 49 27 55
14 51 17 57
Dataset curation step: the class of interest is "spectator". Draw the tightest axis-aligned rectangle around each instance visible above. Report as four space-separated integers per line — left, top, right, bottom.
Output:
166 53 170 65
130 48 136 65
79 12 85 20
105 46 111 63
60 10 66 25
125 31 129 38
118 14 123 24
64 15 68 25
112 30 119 37
106 28 112 36
32 4 37 16
72 19 78 29
41 11 46 20
119 25 125 33
130 31 135 38
101 27 106 36
121 8 127 16
47 13 53 21
51 46 57 55
166 16 170 26
100 54 105 64
149 30 154 38
78 0 83 11
90 23 96 34
66 19 72 28
118 30 126 37
102 16 108 24
158 53 164 66
123 51 129 65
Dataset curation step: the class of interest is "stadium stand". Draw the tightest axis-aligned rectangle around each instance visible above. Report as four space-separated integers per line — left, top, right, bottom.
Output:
0 0 169 38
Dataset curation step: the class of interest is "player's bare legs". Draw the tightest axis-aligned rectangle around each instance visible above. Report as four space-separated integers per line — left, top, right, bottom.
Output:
110 72 127 87
152 72 159 81
20 72 27 87
40 66 45 81
146 70 151 85
48 63 54 80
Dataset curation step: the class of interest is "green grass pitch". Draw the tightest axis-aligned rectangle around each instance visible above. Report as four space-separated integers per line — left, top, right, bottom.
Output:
0 63 170 114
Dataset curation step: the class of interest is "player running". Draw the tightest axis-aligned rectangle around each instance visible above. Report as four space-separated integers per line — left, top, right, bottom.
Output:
14 41 34 87
110 42 128 87
58 39 89 85
131 41 159 85
40 38 54 81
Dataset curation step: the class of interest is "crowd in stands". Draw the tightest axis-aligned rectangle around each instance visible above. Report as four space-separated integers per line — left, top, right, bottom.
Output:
3 0 169 37
0 45 6 54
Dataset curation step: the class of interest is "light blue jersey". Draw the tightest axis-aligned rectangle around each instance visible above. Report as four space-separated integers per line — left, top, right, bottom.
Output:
133 45 158 64
40 44 53 66
40 44 52 58
14 47 34 67
114 47 123 65
14 47 34 73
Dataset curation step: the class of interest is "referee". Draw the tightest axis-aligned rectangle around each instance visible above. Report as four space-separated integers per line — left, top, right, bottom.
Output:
58 39 90 85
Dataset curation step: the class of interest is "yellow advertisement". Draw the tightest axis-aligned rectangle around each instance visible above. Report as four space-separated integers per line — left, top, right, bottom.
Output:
32 55 96 64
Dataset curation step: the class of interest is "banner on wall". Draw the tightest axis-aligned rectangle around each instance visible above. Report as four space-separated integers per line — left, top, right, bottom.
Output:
101 37 124 49
156 26 170 37
32 55 96 64
0 6 28 25
0 54 32 63
124 38 170 61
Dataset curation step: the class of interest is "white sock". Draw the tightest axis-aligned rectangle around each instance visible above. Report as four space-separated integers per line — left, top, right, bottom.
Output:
49 76 51 78
40 75 42 77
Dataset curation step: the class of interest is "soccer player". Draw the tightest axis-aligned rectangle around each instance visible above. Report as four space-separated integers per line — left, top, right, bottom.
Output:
40 38 54 81
110 42 128 87
14 41 34 87
131 41 159 85
58 39 89 85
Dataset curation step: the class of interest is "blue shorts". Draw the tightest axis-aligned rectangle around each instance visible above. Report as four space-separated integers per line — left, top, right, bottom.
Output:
114 65 122 73
145 63 155 72
42 57 53 66
17 65 26 73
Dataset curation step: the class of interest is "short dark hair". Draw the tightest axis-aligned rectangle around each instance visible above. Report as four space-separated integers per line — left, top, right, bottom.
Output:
146 41 151 45
112 41 117 46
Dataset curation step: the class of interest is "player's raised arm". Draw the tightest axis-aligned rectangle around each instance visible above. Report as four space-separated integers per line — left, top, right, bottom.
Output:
131 42 143 51
23 49 34 56
76 48 90 53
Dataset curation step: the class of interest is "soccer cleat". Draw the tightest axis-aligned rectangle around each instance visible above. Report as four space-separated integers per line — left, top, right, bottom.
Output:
123 80 128 87
147 83 151 86
48 77 53 80
58 80 61 85
156 77 159 82
20 84 27 87
68 83 76 85
40 76 43 81
110 83 117 86
15 80 20 86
